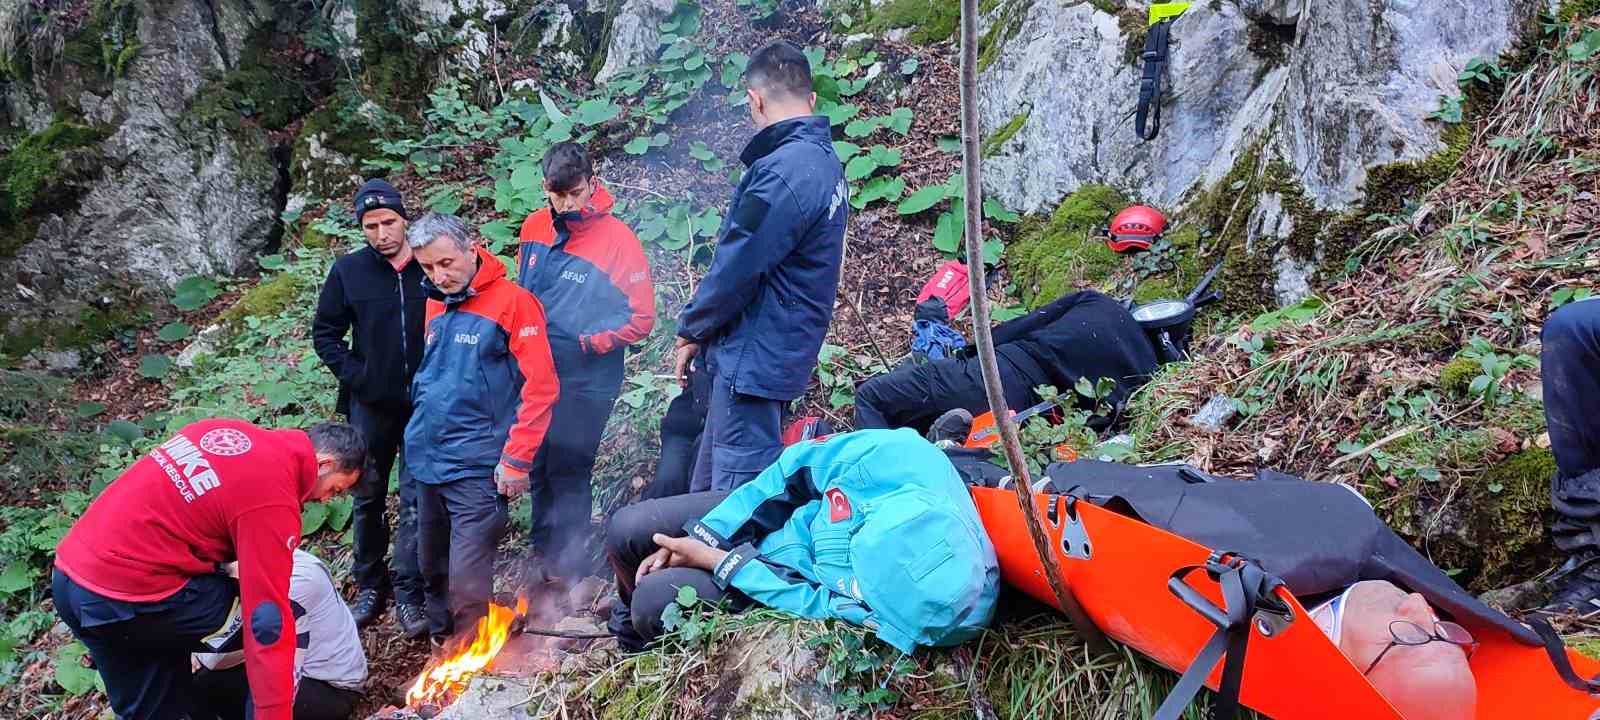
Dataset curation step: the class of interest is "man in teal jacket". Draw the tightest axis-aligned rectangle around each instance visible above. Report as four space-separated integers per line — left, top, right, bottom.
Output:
604 429 999 652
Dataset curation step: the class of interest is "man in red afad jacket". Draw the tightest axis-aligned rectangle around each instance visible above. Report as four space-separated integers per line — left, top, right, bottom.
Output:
52 419 367 720
517 142 654 589
403 213 559 640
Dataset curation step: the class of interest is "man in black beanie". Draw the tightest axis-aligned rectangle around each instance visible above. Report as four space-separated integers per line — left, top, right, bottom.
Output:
312 178 429 637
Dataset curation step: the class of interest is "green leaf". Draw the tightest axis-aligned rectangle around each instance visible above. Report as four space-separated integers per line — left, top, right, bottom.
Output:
573 98 622 126
1468 375 1492 396
624 136 652 155
256 381 297 408
721 51 750 87
900 58 920 74
885 107 914 135
936 136 961 153
75 401 106 418
675 584 700 607
258 254 286 270
54 642 101 696
688 141 716 161
852 176 906 209
832 141 862 161
684 53 705 71
821 102 861 126
845 154 881 181
543 120 574 143
172 276 221 311
897 185 947 215
983 197 1021 222
510 162 540 190
301 502 329 535
932 211 962 254
138 354 174 380
324 495 354 531
538 89 568 123
982 237 1004 265
1568 29 1600 62
106 420 143 444
157 322 193 342
0 561 32 594
843 116 879 138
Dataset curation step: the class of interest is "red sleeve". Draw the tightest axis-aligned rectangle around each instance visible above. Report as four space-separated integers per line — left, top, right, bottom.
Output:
499 295 560 472
231 506 300 720
584 227 656 354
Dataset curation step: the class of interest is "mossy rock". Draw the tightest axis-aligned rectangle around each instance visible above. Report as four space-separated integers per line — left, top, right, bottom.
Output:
182 29 314 136
1 301 147 361
1438 354 1480 397
1006 184 1127 308
0 119 110 256
978 0 1033 72
217 273 304 328
1558 0 1600 21
1401 447 1557 592
862 0 960 44
289 95 400 201
982 110 1029 157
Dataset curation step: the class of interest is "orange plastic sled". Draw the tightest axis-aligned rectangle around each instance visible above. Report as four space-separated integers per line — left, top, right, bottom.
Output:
969 485 1600 719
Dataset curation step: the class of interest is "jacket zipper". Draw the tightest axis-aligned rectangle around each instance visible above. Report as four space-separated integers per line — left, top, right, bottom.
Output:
397 268 409 377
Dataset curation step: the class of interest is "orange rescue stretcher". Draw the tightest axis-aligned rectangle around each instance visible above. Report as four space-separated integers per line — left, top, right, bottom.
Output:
969 485 1600 719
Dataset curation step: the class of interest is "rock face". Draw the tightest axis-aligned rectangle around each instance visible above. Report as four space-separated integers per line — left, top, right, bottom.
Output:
1 0 286 343
595 0 676 84
979 0 1538 303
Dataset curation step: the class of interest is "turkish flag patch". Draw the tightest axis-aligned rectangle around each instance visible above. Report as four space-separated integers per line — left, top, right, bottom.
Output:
826 488 852 522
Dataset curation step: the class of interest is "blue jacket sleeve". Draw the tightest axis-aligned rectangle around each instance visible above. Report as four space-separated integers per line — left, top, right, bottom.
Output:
711 546 871 626
676 167 804 344
682 440 832 550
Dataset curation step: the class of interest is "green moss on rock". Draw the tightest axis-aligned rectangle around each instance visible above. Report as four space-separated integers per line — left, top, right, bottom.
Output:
978 0 1032 72
863 0 960 44
982 110 1029 157
1464 448 1557 589
1438 354 1480 397
1558 0 1600 21
183 30 313 135
218 273 303 328
1006 184 1126 308
0 119 109 256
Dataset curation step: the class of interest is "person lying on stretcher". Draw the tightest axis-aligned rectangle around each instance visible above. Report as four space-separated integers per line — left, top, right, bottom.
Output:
949 455 1543 720
1308 580 1477 720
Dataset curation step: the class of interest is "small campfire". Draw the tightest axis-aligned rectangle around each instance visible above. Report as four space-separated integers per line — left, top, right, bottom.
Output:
405 597 528 710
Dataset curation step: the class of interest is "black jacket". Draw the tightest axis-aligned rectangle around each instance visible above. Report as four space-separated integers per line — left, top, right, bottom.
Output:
313 246 427 413
990 290 1158 414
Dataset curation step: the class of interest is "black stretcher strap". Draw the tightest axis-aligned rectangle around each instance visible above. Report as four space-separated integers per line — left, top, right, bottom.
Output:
1529 616 1600 695
1135 20 1173 142
1153 553 1287 720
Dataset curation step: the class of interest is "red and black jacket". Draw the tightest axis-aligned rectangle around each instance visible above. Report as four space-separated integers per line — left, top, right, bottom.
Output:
517 184 655 359
404 247 560 481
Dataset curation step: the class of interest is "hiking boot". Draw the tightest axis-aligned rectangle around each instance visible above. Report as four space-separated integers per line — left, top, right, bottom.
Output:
1542 555 1600 616
350 588 387 628
396 603 429 639
927 408 974 445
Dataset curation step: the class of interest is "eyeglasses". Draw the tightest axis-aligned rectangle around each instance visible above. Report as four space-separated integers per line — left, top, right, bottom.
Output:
1363 620 1478 675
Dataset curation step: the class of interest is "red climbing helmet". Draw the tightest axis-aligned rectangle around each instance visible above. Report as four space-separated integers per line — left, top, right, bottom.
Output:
1107 205 1166 253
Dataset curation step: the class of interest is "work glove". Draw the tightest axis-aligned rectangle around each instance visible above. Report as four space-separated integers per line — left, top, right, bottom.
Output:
494 462 530 499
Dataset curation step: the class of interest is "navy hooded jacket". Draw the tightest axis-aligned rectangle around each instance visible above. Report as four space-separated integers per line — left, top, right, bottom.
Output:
676 115 848 401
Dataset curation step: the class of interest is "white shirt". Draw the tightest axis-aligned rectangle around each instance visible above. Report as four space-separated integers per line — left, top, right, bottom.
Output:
195 550 368 691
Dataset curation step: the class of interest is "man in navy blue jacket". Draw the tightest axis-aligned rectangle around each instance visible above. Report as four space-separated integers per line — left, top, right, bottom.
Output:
673 40 849 492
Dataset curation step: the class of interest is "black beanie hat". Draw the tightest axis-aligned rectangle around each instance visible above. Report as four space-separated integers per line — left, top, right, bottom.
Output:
352 179 408 224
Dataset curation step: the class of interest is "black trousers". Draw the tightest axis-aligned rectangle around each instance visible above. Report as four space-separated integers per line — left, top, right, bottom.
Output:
53 569 238 720
1542 300 1600 552
853 351 1041 434
528 350 624 578
603 491 749 651
641 363 711 501
417 477 509 637
348 399 422 605
192 666 361 720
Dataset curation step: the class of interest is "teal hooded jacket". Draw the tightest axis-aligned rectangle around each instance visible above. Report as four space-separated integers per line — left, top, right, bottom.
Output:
684 429 1000 653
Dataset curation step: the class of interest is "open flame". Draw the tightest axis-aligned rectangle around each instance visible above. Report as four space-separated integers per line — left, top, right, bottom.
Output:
405 597 528 708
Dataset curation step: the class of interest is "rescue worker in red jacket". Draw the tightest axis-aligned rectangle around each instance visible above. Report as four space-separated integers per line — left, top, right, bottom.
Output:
52 419 367 720
403 212 560 641
517 142 654 588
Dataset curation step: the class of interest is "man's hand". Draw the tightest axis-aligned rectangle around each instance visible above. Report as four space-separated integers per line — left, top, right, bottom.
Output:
635 546 677 584
650 533 728 572
673 338 699 388
494 463 530 498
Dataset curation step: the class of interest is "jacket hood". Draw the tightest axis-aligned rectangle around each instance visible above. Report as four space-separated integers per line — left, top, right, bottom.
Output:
740 115 833 167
